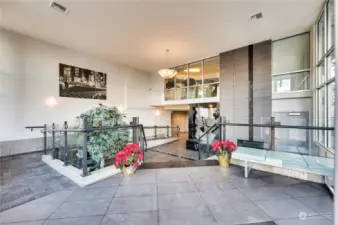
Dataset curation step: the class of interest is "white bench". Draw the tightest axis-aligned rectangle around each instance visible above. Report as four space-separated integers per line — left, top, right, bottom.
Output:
231 147 334 180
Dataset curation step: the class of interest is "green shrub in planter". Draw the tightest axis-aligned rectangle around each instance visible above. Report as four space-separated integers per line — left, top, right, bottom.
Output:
76 104 130 168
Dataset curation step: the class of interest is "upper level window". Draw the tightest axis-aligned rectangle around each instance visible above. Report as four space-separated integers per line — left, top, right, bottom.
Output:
164 77 175 100
317 13 325 61
188 61 203 86
203 57 220 84
327 0 335 50
175 65 188 88
174 65 188 100
164 56 220 101
272 33 310 93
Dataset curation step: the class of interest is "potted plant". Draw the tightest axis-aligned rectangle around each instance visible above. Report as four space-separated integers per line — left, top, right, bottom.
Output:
76 104 129 169
114 143 143 175
211 140 237 168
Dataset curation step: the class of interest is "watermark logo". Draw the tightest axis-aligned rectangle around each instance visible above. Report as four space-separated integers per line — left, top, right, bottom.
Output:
298 212 308 220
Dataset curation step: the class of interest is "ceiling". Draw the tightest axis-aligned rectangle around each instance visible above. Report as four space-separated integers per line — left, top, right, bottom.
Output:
0 0 324 73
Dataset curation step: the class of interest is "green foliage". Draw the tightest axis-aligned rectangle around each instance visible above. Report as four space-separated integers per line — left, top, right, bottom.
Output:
76 104 130 165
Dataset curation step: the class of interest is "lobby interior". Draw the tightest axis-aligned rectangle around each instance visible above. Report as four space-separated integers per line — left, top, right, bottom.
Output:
0 0 337 225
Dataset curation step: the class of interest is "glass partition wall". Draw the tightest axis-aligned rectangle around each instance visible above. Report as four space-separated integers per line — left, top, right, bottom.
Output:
164 56 219 101
315 0 335 155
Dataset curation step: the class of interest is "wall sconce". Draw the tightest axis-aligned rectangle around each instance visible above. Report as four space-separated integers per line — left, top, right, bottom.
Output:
45 96 58 108
155 110 160 116
117 105 125 112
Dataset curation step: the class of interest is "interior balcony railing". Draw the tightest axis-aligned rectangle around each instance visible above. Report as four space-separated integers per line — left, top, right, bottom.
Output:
143 125 180 140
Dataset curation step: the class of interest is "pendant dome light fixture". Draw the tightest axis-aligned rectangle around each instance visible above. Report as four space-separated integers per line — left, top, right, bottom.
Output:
158 49 176 79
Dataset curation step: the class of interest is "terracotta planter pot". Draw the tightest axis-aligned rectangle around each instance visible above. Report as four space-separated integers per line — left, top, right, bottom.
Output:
123 166 136 176
218 154 231 168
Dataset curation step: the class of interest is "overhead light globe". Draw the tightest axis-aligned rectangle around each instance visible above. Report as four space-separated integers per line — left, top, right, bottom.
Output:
158 49 176 79
158 68 177 79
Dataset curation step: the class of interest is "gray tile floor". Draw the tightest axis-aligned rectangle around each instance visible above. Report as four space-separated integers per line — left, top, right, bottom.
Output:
0 165 333 225
0 152 76 212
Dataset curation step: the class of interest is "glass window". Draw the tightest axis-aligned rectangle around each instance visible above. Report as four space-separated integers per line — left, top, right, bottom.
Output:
164 76 175 101
175 65 188 88
317 13 325 61
272 33 310 74
203 84 219 97
328 0 335 50
318 87 326 145
328 51 336 80
188 86 203 99
272 72 310 92
203 57 219 84
175 88 187 100
164 89 174 101
188 61 202 85
164 56 219 101
317 62 326 85
165 78 175 90
328 82 335 149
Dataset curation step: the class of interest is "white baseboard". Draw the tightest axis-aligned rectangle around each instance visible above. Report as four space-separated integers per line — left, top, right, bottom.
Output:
42 155 121 187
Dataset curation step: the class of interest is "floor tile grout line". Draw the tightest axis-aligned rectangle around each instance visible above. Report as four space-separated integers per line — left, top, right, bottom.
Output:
307 182 332 194
42 214 107 223
42 188 77 224
156 170 160 225
187 172 220 225
290 195 333 216
249 194 329 221
238 187 274 223
207 170 276 223
99 175 124 224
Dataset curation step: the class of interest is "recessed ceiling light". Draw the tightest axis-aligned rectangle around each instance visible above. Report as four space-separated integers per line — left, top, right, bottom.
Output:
49 0 69 14
249 12 263 22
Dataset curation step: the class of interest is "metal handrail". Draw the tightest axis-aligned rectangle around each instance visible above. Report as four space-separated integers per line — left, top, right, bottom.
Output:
143 126 179 129
25 122 149 177
222 122 335 130
25 125 45 129
42 124 144 133
196 118 335 160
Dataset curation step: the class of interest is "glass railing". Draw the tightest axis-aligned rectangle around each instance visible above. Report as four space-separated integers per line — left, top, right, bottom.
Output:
143 126 180 140
164 89 174 100
164 82 219 101
196 118 221 160
272 71 310 93
197 117 335 179
26 120 147 177
26 122 180 176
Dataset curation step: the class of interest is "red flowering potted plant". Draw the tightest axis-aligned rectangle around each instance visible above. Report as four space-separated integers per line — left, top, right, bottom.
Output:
211 140 237 168
114 143 143 175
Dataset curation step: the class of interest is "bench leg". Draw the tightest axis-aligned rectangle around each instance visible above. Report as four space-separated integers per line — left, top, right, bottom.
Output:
324 176 334 195
244 161 252 178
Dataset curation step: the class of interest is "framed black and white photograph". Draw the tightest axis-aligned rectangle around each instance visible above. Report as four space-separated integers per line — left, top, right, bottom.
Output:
59 63 107 99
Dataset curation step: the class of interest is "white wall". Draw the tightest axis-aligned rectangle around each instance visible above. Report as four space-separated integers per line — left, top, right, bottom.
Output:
148 72 165 106
0 29 170 142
